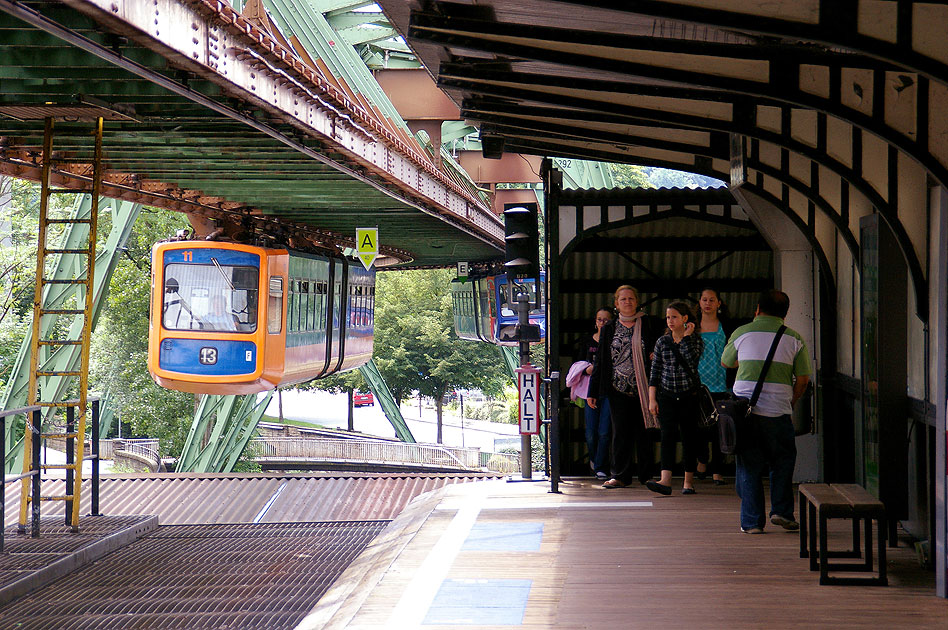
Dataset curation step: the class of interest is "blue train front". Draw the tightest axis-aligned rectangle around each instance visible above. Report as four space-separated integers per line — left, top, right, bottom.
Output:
148 241 375 394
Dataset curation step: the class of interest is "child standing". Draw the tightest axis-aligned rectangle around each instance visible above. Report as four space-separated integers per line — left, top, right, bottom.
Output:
646 301 704 495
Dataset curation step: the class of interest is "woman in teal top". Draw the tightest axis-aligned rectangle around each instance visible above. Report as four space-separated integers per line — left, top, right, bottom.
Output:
695 287 731 485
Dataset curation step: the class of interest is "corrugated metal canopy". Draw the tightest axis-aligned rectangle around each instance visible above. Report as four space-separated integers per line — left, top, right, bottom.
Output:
4 471 499 524
0 0 504 267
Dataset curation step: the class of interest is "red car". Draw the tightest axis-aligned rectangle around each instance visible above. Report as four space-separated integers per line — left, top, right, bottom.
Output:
353 391 374 407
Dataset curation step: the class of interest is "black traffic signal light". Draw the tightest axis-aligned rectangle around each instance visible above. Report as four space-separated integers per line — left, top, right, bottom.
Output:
503 203 539 279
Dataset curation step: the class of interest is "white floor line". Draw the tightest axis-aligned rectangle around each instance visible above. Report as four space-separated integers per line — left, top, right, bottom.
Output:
385 487 487 629
435 501 653 510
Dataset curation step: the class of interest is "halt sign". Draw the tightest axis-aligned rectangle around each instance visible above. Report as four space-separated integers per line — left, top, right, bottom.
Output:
356 227 378 270
516 364 541 435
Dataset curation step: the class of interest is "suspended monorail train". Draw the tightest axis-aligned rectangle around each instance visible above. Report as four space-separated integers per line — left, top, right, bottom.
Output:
148 241 375 394
450 273 546 345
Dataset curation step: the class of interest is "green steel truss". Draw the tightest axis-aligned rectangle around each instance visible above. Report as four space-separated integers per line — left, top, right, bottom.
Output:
359 359 414 443
176 392 274 473
1 196 141 472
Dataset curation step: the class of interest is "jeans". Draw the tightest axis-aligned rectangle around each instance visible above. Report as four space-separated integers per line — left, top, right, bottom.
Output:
584 396 611 474
735 414 796 530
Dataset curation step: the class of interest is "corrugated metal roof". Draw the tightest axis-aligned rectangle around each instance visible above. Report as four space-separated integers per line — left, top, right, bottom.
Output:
4 472 498 525
560 215 773 325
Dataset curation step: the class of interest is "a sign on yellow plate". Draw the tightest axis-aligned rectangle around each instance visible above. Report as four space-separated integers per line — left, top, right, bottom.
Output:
356 227 378 270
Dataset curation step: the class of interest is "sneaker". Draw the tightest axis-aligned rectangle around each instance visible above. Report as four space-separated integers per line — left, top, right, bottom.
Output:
770 515 800 531
741 527 765 534
595 471 608 480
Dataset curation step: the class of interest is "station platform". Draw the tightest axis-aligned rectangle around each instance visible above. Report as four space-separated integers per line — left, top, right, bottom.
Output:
301 477 948 630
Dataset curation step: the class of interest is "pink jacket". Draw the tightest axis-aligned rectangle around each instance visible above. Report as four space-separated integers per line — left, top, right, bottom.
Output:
566 361 592 401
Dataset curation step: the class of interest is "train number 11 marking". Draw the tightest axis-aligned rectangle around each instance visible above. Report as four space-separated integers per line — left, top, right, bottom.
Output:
182 250 193 262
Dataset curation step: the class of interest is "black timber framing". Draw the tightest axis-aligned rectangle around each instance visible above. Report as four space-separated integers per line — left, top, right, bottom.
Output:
410 6 938 316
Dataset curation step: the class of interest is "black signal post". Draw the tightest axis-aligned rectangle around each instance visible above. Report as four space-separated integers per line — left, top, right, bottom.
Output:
503 203 539 283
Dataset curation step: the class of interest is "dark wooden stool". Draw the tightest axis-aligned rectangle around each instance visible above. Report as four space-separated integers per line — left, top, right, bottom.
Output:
798 483 887 586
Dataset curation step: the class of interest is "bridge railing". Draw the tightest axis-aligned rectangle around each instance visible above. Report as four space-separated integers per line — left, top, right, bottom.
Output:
111 439 161 472
250 437 481 469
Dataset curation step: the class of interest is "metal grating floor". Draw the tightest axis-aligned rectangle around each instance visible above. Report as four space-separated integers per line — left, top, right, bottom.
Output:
0 520 389 629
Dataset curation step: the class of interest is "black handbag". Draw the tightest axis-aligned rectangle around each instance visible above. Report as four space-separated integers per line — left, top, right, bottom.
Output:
715 326 786 455
668 337 717 428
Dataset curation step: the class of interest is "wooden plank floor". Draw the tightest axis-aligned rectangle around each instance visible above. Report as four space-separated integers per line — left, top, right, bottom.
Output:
333 477 948 630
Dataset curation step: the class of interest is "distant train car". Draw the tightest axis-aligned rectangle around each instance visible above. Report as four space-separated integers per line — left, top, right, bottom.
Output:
451 273 545 345
148 241 375 394
450 276 494 343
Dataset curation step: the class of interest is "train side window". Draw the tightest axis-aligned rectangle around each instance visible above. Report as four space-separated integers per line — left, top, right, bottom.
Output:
268 276 283 334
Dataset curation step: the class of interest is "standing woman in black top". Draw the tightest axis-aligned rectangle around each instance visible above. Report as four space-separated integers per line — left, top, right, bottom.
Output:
575 307 615 479
646 300 704 496
588 286 659 489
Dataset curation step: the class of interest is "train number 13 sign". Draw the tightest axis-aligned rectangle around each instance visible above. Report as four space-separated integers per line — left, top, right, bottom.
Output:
516 364 541 435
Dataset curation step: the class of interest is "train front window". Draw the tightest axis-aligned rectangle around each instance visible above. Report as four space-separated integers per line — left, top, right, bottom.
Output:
162 263 258 332
499 279 542 315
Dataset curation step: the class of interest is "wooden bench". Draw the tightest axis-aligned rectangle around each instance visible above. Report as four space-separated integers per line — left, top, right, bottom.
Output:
798 483 887 586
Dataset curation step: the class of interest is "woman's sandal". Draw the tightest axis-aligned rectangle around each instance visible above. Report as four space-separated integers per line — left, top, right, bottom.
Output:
602 478 627 489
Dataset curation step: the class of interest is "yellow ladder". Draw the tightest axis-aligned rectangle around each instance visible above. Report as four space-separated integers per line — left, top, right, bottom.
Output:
20 117 103 534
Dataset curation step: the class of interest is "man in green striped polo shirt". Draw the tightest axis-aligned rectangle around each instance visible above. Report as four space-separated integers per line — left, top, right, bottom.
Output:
721 290 811 534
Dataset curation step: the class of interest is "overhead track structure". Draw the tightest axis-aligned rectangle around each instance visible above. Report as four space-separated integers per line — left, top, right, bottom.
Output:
0 0 504 268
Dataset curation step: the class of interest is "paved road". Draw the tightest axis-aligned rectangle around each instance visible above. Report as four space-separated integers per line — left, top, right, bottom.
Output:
263 390 519 452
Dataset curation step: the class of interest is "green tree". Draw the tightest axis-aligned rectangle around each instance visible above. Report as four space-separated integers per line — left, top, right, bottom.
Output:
90 208 193 454
609 163 653 189
370 268 509 442
0 177 94 393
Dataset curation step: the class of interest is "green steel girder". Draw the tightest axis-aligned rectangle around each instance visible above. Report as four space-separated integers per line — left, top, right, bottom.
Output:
176 392 274 473
1 195 141 472
326 11 387 31
317 1 377 19
358 359 414 443
263 0 411 134
0 2 502 268
338 25 398 46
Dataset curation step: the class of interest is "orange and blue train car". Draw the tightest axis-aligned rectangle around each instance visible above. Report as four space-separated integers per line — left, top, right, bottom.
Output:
450 273 545 345
148 240 375 394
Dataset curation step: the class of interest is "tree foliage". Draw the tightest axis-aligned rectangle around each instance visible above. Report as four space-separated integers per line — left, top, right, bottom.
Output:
89 208 193 454
361 268 509 436
609 163 653 189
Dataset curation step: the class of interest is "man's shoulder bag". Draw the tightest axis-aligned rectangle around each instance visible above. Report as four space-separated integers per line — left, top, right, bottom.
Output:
715 326 786 455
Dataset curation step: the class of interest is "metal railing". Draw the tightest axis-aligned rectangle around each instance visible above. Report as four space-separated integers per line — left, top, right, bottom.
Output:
0 398 101 548
250 437 481 469
111 439 161 471
480 451 520 474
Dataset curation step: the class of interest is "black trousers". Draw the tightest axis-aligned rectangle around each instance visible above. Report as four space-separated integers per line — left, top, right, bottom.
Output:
657 391 700 473
608 388 654 484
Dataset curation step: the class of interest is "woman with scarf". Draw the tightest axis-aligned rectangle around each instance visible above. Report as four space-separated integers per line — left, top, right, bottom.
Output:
587 286 660 489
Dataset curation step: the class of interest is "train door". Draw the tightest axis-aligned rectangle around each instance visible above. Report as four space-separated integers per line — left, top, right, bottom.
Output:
476 278 495 343
328 257 348 373
264 252 288 387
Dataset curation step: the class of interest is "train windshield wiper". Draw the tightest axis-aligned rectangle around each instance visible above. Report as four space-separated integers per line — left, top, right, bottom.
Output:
210 257 236 292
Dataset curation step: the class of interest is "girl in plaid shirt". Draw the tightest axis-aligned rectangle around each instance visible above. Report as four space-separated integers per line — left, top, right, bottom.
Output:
646 301 704 495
